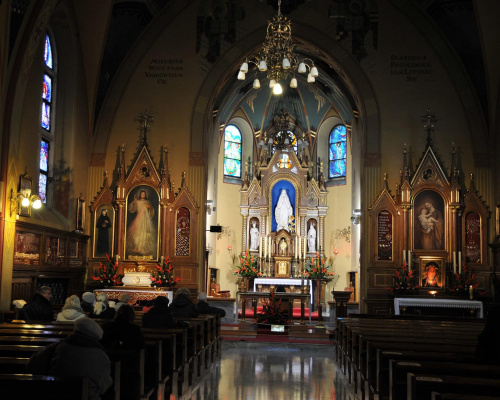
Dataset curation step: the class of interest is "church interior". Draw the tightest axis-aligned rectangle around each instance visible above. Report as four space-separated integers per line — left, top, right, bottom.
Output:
1 0 500 398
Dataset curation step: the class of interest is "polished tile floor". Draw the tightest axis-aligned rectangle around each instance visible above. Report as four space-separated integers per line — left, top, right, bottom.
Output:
184 341 354 400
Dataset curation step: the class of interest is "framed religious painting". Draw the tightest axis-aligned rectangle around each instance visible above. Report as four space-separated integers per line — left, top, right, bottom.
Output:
413 190 445 251
93 204 115 259
124 185 160 261
419 256 446 290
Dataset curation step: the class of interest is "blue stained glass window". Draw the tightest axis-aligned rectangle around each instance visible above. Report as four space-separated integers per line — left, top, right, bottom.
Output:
41 103 51 130
44 35 53 69
329 124 347 178
39 173 47 203
43 74 52 101
40 140 49 172
224 125 242 178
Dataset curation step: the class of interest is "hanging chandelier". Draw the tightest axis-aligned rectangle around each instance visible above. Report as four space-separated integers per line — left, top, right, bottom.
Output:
258 109 309 154
237 0 318 95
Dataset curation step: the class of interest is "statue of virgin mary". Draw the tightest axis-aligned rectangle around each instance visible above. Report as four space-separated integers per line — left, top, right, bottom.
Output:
275 189 293 231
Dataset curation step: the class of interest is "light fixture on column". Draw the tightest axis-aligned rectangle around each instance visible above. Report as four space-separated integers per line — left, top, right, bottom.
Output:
237 0 318 95
10 188 42 218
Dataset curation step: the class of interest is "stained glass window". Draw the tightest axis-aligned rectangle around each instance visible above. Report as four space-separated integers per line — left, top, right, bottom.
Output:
44 35 53 69
42 74 52 101
224 125 242 177
39 139 49 203
329 124 347 178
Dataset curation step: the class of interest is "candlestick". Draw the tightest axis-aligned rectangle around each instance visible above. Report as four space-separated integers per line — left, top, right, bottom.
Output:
453 251 457 274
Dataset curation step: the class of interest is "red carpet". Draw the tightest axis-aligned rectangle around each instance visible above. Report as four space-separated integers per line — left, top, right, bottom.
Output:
238 306 320 320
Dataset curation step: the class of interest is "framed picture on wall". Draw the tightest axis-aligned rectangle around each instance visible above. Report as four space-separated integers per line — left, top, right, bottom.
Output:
419 256 446 290
124 185 159 261
93 204 115 259
413 190 445 251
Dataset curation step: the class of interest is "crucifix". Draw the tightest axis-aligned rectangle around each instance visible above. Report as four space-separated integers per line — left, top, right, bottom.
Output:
421 108 438 147
138 110 154 144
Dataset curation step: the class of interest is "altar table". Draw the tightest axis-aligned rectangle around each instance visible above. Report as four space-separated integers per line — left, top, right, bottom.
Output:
253 278 314 304
394 297 483 318
94 287 173 305
237 291 311 324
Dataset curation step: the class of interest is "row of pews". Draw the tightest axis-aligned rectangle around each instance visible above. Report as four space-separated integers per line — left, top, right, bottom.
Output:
335 314 500 400
0 312 221 400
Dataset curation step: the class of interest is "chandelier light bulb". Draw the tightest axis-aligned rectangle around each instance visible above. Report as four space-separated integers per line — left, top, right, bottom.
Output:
259 60 267 71
32 198 42 209
298 62 307 73
269 79 276 88
237 71 246 80
282 57 291 69
310 66 319 77
290 77 298 88
21 197 30 207
240 62 249 73
307 73 315 83
273 83 283 95
253 79 261 89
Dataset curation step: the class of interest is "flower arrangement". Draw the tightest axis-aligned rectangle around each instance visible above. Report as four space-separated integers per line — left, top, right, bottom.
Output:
449 263 483 298
92 254 124 287
302 252 335 279
233 250 261 278
150 256 181 288
388 262 419 295
255 290 289 325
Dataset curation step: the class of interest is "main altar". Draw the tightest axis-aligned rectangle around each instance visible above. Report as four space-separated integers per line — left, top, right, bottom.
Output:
237 128 329 307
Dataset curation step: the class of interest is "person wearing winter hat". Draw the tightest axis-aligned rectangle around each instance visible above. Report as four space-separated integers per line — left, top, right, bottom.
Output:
56 295 86 321
114 293 131 311
89 293 116 320
81 291 95 313
169 287 199 319
27 317 113 400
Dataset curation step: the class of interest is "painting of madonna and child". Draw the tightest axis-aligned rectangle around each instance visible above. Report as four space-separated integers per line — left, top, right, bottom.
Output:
125 185 159 261
413 190 445 251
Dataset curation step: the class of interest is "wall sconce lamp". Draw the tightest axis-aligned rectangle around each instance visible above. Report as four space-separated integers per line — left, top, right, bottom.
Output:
351 209 361 225
10 189 42 217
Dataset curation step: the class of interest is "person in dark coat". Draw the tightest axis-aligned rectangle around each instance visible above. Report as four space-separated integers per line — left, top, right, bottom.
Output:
20 285 54 322
26 317 113 400
142 295 178 329
169 287 199 319
196 292 226 317
89 293 116 320
101 304 145 350
476 305 500 365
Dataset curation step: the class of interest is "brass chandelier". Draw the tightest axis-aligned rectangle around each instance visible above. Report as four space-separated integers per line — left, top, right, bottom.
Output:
237 0 318 95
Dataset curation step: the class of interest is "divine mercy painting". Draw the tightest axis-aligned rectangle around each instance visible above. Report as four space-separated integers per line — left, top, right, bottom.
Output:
125 185 159 260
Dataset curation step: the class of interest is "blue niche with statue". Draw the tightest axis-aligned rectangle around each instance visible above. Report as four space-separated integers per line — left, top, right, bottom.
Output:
271 180 295 232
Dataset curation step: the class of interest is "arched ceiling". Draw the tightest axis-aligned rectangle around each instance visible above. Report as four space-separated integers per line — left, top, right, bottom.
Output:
214 40 357 138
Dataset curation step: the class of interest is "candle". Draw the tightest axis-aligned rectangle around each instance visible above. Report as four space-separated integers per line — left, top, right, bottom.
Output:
403 250 406 263
259 237 262 258
453 251 457 274
458 251 462 274
268 237 272 257
264 237 268 258
408 250 411 269
469 284 473 300
303 237 307 255
294 237 298 259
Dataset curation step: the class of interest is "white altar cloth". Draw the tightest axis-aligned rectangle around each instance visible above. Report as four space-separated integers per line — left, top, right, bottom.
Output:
394 297 483 318
253 278 313 304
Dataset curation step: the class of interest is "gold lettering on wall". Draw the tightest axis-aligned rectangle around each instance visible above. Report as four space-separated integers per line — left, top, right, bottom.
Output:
145 57 184 85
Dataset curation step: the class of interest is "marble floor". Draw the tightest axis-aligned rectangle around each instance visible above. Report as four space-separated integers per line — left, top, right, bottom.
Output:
183 341 355 400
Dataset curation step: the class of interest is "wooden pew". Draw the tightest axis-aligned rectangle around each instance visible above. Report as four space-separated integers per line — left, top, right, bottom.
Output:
0 373 89 399
390 359 500 400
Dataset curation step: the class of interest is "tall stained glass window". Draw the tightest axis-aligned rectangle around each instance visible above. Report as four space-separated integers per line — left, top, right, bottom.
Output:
39 33 55 203
329 124 347 178
224 125 242 178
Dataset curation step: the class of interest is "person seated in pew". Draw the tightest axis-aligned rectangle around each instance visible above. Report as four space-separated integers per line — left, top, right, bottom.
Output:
142 296 178 329
169 287 199 319
81 291 96 313
57 295 87 322
196 292 226 317
20 285 54 322
114 293 131 312
26 317 113 400
101 304 145 350
89 293 116 320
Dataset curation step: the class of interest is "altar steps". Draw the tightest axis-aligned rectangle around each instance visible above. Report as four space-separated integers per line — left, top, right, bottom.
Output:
221 322 334 345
